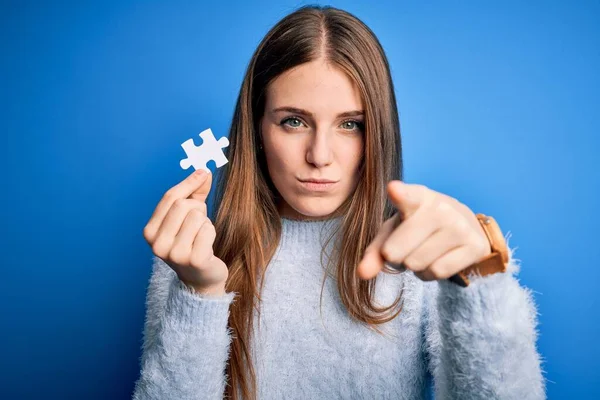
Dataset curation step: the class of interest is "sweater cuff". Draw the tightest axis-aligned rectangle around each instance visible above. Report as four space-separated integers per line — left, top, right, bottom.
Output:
437 248 524 317
164 276 237 335
439 265 516 301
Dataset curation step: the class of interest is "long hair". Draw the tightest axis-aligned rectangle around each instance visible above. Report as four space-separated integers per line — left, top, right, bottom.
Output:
212 5 404 399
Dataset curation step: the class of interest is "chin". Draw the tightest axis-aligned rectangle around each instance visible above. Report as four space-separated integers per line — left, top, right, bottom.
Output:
286 198 343 220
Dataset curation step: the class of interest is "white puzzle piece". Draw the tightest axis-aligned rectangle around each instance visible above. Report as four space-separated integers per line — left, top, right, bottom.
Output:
179 128 230 172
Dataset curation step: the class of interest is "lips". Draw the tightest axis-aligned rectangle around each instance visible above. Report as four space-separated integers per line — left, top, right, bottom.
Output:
298 178 339 192
299 178 339 183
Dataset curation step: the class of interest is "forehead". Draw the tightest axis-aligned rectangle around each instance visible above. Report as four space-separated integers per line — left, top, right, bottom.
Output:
265 60 363 113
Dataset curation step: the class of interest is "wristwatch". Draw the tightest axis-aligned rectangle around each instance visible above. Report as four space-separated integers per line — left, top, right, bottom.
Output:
447 213 509 287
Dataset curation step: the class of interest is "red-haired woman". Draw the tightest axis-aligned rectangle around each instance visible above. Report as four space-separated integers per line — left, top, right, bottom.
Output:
134 5 545 400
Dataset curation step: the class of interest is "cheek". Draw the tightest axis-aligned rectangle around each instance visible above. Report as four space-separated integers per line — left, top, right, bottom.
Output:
339 137 364 174
263 135 299 181
266 140 288 166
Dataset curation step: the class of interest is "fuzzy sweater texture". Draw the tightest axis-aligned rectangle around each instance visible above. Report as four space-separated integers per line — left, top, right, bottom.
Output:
132 217 546 399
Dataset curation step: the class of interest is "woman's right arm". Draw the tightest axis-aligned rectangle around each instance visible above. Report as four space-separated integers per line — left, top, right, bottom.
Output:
133 169 235 399
132 256 236 400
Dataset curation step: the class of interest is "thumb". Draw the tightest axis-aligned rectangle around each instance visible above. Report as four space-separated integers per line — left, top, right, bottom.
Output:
387 180 424 219
190 170 213 202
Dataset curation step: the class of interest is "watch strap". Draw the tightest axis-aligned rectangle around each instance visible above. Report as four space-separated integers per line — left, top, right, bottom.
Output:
447 213 508 287
448 252 507 287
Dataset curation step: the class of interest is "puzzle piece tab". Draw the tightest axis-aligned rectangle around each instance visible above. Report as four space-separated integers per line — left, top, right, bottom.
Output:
180 128 230 172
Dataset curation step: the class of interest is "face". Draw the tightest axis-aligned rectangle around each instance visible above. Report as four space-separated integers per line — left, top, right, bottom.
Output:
260 59 364 221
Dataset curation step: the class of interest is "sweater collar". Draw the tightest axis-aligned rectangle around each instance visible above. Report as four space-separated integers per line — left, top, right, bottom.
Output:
277 216 343 258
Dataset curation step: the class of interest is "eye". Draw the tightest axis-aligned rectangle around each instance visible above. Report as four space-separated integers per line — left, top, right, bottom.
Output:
280 117 305 129
340 120 364 131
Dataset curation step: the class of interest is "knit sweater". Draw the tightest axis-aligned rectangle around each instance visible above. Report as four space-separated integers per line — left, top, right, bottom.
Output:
132 217 546 399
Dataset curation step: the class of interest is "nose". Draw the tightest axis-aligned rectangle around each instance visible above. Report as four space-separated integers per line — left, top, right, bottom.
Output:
306 129 333 168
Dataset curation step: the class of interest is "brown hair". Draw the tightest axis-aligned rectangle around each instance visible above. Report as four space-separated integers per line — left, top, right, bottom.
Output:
212 5 404 399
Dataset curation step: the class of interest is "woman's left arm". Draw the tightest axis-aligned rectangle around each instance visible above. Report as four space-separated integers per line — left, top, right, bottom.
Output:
421 246 546 399
357 180 547 399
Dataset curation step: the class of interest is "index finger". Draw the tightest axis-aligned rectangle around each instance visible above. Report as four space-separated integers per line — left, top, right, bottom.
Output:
357 214 401 280
147 169 212 228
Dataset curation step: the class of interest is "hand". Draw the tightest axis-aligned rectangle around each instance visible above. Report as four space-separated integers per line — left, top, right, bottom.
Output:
357 181 491 282
143 169 228 296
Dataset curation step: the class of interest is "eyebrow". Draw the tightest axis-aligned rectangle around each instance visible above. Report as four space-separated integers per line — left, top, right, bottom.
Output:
272 106 364 118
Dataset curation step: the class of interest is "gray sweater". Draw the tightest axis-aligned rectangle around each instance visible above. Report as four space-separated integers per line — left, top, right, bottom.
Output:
132 217 546 399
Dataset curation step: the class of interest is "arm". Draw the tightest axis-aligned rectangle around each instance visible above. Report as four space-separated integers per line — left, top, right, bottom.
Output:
422 246 547 399
132 256 237 400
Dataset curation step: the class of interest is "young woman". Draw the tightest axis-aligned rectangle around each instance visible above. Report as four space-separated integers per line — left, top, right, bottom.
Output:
134 5 545 400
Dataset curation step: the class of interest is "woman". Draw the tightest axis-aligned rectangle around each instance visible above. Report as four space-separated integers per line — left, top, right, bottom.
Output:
134 5 545 400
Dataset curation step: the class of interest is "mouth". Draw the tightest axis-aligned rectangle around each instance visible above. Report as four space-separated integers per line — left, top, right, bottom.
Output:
299 178 338 183
298 178 339 192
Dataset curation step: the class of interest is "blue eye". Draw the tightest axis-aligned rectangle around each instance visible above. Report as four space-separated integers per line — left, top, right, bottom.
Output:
281 117 304 128
341 120 364 131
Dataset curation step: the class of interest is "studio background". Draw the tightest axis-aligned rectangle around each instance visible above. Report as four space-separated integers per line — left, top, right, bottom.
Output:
2 0 598 398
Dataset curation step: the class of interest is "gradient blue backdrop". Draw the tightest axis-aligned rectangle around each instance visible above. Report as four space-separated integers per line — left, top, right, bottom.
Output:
2 1 598 398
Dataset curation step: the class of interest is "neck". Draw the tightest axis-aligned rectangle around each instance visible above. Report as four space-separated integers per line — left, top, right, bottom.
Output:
277 199 345 222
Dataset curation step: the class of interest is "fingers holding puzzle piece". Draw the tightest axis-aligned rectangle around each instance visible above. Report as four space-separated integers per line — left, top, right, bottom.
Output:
180 128 230 173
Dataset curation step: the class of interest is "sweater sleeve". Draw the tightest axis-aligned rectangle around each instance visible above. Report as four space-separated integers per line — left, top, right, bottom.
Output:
132 256 237 400
421 245 547 399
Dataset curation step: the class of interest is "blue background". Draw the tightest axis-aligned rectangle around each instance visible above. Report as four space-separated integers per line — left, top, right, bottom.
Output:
2 0 598 398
